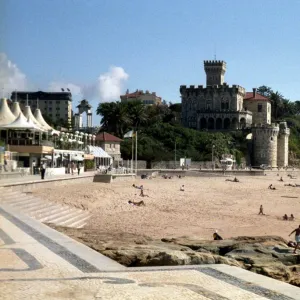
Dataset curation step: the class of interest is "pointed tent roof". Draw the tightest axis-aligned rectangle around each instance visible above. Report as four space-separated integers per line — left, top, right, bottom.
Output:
34 108 60 135
11 101 23 117
34 108 52 130
0 98 16 126
0 112 42 131
23 106 46 132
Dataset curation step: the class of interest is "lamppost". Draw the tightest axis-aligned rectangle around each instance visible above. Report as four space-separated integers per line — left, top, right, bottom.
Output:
212 144 215 170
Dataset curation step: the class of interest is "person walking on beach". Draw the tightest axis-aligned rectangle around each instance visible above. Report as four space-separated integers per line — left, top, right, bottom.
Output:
77 162 81 175
258 205 265 215
289 225 300 253
40 162 46 180
71 161 75 175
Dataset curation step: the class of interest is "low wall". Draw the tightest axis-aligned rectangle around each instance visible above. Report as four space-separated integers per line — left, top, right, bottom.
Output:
93 174 136 183
2 175 94 192
137 169 265 177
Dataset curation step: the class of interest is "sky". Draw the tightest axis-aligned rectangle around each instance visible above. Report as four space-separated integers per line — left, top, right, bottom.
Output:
1 0 300 125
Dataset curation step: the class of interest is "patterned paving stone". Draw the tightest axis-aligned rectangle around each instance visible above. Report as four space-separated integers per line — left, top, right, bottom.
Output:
0 204 299 300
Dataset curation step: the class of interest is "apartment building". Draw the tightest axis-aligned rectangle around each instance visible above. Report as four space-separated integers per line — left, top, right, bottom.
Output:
10 91 72 126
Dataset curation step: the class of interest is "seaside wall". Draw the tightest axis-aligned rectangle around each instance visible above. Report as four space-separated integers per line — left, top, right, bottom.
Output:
123 159 247 170
277 122 290 167
252 124 279 168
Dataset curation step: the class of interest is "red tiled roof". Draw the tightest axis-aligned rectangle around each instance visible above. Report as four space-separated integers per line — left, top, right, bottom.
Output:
95 132 123 142
244 92 270 102
120 91 143 98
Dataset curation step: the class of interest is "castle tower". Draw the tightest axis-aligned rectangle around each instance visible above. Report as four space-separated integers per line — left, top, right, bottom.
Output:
277 122 290 167
204 60 226 86
252 123 279 168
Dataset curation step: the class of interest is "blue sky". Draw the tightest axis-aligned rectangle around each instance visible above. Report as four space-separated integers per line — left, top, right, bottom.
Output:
1 0 300 125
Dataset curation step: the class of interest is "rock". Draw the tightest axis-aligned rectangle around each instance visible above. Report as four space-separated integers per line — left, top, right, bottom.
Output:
48 225 300 288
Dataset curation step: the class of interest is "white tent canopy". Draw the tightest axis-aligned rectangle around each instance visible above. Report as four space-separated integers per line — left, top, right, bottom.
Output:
0 112 43 131
23 106 46 132
34 108 60 135
87 145 112 158
11 101 23 117
0 98 16 126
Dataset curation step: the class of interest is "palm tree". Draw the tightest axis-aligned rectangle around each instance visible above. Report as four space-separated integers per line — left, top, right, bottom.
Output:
127 101 148 130
96 102 130 137
270 91 283 120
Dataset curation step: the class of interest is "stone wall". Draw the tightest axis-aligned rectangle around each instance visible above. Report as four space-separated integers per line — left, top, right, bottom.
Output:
244 101 271 125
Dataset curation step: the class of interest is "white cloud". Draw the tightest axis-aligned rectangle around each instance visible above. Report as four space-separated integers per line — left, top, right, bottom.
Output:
0 52 129 107
48 66 129 104
0 53 27 96
97 66 129 102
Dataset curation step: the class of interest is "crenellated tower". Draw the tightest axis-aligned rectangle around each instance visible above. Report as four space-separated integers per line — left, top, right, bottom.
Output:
204 60 226 86
277 122 290 167
252 123 280 168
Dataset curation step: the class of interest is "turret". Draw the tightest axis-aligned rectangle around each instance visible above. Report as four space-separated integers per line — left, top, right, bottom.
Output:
204 60 226 86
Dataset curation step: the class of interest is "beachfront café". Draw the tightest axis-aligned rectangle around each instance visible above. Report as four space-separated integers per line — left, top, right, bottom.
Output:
0 97 112 175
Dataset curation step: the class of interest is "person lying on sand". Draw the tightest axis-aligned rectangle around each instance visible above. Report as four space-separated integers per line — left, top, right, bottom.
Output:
140 189 149 197
180 185 185 191
279 177 284 182
128 200 145 207
283 214 288 220
213 231 223 240
225 177 240 183
289 225 300 253
258 205 265 215
268 184 276 190
284 183 296 187
133 184 144 189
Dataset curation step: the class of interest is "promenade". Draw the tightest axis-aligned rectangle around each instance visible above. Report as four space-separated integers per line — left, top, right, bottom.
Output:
0 173 299 299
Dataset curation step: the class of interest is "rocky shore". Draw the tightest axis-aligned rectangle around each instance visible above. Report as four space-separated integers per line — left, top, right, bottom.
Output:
48 225 300 287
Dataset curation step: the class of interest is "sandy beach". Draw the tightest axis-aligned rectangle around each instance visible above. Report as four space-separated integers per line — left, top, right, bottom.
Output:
33 172 300 240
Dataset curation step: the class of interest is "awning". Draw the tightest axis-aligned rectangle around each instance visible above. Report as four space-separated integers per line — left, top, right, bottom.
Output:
86 145 111 158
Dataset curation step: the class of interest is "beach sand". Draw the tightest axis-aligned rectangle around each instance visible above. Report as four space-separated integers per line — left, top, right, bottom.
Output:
33 172 300 240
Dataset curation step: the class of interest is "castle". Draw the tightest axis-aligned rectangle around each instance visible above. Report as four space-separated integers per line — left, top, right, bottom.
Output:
180 60 290 168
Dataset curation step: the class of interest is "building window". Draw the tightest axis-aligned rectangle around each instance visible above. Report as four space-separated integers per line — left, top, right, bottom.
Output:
258 104 262 112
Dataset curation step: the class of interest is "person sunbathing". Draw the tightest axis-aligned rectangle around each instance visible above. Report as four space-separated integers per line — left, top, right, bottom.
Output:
180 185 185 191
128 200 145 207
213 232 223 240
284 183 296 187
140 189 149 197
268 184 276 190
225 177 239 182
283 214 288 220
279 177 284 182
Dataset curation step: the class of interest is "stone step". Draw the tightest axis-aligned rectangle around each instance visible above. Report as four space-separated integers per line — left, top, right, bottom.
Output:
28 205 66 218
1 195 36 204
45 210 83 225
57 211 90 227
76 222 87 229
65 215 90 228
10 199 45 210
39 208 74 223
6 197 40 207
2 191 23 197
25 203 59 215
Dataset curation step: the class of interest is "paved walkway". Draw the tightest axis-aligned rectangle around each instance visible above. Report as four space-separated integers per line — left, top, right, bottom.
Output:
1 204 299 299
0 171 95 187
